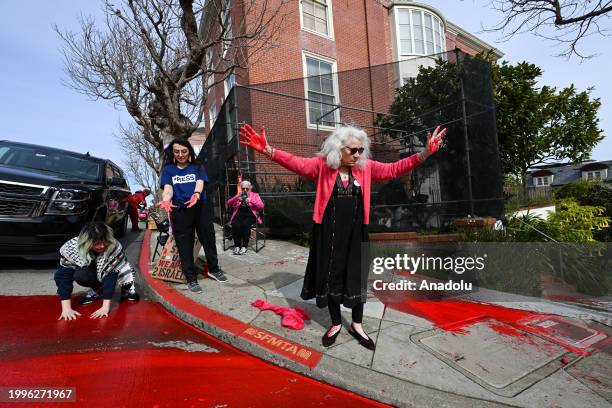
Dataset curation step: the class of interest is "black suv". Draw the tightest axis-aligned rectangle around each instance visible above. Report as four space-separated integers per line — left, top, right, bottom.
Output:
0 140 131 259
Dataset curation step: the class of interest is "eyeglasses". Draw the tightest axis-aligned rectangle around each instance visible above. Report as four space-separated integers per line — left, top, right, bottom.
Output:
344 146 365 155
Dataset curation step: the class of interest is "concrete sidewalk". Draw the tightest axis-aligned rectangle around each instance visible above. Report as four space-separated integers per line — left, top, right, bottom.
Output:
136 227 612 408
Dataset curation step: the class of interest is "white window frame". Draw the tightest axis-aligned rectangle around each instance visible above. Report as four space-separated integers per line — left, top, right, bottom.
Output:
584 170 604 181
206 48 215 95
534 176 552 187
209 100 217 130
394 7 445 57
224 72 236 98
302 51 340 130
299 0 335 40
222 0 233 57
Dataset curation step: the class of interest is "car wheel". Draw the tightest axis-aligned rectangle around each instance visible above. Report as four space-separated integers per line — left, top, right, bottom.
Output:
115 214 128 238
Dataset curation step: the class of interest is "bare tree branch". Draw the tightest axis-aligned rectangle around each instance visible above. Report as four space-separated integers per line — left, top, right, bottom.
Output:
56 0 290 178
485 0 612 59
115 123 160 191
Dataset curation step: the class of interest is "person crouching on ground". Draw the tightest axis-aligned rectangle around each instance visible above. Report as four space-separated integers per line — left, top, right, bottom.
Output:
53 221 140 320
240 123 446 350
227 180 264 255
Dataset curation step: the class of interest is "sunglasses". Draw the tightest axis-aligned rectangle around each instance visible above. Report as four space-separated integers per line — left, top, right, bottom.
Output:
344 146 365 155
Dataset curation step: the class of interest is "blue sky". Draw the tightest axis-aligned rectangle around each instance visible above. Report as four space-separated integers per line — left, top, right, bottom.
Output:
0 1 610 191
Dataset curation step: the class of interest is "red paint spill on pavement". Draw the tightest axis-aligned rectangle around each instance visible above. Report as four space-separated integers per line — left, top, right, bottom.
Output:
140 229 323 368
0 296 388 407
386 300 534 332
374 292 606 355
488 322 527 337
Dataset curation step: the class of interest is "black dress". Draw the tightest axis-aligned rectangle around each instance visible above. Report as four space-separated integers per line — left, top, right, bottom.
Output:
300 171 369 309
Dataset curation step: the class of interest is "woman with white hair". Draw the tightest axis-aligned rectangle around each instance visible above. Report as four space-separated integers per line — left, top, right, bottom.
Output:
240 124 445 350
227 180 264 254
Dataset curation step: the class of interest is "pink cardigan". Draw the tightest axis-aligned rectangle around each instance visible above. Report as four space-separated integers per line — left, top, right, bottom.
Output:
272 149 423 225
227 191 264 224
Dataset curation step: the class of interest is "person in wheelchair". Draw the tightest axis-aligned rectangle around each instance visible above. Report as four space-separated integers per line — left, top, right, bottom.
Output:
227 180 264 254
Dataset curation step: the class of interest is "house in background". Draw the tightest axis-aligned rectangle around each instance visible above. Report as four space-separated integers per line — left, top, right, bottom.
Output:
527 160 612 189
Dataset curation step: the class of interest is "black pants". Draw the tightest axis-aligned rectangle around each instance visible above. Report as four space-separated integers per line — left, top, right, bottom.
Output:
328 296 364 325
171 200 219 283
231 207 255 248
73 264 101 290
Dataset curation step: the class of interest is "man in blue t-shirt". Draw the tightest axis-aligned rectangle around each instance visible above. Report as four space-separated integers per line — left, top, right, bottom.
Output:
158 140 227 293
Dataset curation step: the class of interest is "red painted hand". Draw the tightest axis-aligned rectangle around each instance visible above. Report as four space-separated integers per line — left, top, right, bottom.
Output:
427 126 447 154
240 124 268 153
185 194 199 209
156 200 176 214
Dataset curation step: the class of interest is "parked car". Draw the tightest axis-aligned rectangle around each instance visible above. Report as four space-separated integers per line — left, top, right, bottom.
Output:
0 140 131 259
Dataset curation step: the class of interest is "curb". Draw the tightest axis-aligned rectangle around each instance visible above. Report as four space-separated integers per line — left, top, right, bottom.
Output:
137 230 514 408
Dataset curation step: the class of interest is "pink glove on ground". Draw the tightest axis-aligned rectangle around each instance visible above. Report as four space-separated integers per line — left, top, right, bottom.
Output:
251 299 310 330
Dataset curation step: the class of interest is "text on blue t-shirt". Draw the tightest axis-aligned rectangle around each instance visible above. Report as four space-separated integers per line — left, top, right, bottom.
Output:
160 163 209 205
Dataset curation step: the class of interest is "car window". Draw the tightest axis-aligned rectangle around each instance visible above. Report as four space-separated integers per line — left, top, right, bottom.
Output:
105 163 129 188
0 143 101 181
105 164 115 182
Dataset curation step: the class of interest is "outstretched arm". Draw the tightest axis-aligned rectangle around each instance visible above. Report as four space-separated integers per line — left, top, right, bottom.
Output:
240 124 320 180
371 125 446 182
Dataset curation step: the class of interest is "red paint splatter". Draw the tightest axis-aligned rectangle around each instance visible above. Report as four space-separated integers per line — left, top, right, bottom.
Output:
373 292 606 356
488 322 526 337
582 375 603 385
0 296 388 407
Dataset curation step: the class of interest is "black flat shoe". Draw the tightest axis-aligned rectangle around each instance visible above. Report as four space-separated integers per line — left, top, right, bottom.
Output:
348 324 376 350
322 326 341 347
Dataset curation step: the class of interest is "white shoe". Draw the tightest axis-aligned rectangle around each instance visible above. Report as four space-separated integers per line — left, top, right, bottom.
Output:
233 247 240 255
240 247 247 254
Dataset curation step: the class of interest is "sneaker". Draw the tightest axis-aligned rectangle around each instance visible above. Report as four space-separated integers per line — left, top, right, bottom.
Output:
79 289 102 305
187 281 203 293
233 247 240 255
120 286 140 302
208 269 228 283
239 247 247 254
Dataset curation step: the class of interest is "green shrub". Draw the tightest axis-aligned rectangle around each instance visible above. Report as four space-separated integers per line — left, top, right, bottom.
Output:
554 180 612 241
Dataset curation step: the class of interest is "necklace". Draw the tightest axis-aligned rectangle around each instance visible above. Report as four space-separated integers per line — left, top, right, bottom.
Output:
339 169 349 181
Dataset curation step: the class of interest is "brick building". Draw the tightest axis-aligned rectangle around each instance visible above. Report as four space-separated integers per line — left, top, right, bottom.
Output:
196 0 505 231
196 0 502 151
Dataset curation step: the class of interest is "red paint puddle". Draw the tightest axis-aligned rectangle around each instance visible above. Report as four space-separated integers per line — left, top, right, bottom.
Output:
0 296 388 407
374 291 607 356
374 270 609 356
387 300 534 332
